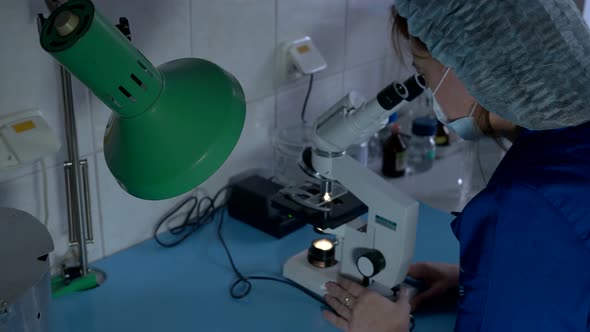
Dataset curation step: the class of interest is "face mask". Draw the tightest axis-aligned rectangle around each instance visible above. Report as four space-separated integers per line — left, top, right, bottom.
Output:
430 68 482 141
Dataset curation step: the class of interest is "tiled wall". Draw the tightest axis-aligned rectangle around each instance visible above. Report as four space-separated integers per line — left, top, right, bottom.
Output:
0 0 410 265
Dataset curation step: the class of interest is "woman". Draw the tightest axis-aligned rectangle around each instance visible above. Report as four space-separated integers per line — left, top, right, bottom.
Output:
323 1 590 331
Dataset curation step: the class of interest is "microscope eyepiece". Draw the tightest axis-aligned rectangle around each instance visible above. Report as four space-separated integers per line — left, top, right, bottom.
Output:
403 74 426 102
377 81 409 110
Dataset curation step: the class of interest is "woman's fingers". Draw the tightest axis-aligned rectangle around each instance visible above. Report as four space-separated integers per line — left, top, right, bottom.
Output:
410 284 445 312
326 282 357 305
337 278 366 297
407 262 430 280
323 310 349 331
325 295 352 320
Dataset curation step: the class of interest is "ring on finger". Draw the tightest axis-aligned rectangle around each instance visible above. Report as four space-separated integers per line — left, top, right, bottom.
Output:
344 296 354 308
326 295 352 320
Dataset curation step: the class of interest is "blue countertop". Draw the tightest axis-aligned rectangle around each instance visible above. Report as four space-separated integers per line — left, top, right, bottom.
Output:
52 204 459 332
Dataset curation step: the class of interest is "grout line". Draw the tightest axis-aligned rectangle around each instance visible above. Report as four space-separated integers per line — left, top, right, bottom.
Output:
91 151 107 259
0 146 107 186
0 161 61 185
342 0 350 94
346 55 392 73
85 86 98 162
249 70 344 107
280 56 391 98
273 0 279 130
273 55 391 99
188 0 194 57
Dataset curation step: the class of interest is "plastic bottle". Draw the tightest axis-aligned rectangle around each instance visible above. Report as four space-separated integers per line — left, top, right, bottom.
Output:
368 132 383 162
381 121 407 178
347 141 369 167
407 117 437 174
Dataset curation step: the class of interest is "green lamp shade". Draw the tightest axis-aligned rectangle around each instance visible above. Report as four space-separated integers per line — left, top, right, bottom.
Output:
40 1 245 200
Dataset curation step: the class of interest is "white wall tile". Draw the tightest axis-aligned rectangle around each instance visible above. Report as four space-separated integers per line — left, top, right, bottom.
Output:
345 0 395 68
277 0 347 83
276 74 344 129
88 95 110 153
92 0 192 66
0 154 103 268
225 96 275 171
0 2 57 124
95 154 190 256
0 1 94 183
0 162 41 185
198 96 276 194
70 78 96 162
191 0 276 102
387 52 415 82
343 54 416 103
90 0 192 151
344 58 394 100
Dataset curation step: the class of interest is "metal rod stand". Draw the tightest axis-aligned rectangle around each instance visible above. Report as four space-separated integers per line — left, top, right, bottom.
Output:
42 0 105 287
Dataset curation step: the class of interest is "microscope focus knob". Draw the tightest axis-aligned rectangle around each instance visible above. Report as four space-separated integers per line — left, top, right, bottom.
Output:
356 250 386 278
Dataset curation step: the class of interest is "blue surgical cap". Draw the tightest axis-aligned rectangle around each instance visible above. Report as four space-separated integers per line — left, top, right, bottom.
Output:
395 0 590 130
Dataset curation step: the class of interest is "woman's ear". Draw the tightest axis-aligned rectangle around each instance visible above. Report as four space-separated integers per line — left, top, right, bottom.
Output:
431 69 475 121
474 105 493 136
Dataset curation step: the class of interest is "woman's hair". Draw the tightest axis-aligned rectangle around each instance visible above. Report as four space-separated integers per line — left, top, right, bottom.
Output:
390 7 428 62
389 5 498 139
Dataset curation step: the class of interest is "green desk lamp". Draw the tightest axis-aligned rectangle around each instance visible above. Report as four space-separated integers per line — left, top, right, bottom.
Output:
39 0 246 200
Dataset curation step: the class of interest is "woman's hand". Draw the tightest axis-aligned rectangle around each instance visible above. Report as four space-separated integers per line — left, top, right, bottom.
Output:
407 262 459 311
323 279 411 332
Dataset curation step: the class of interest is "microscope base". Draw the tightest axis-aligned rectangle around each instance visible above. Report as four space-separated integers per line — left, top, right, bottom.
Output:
283 250 339 297
283 250 418 299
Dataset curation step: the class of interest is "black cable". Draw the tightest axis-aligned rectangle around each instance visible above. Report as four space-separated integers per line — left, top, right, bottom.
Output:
301 74 315 123
153 186 326 306
153 187 229 248
216 208 326 305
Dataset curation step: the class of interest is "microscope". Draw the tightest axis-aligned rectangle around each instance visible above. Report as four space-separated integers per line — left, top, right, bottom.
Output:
274 75 426 297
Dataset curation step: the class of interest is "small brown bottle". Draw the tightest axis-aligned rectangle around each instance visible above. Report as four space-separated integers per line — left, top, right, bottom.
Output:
382 124 407 178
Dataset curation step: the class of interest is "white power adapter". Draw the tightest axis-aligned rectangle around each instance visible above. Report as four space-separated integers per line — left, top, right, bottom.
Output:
278 36 327 83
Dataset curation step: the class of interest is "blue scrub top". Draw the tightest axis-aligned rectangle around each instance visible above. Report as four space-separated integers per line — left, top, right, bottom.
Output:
451 122 590 331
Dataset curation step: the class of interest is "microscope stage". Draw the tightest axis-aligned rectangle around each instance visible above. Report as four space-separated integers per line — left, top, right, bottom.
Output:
271 183 367 230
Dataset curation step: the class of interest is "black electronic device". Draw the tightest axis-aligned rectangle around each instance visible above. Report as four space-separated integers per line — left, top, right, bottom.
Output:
227 175 307 238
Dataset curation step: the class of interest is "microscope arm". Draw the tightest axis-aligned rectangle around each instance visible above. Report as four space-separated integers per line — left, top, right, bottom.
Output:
319 153 419 289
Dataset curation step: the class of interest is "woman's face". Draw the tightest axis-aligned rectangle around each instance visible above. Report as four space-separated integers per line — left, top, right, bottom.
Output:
410 39 476 122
